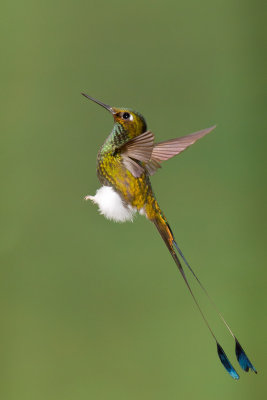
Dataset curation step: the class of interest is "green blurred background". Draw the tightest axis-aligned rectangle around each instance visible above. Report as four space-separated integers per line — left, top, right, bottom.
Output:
1 0 266 399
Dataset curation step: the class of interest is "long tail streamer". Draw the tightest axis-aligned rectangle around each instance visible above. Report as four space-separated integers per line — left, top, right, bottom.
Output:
173 240 257 374
153 215 257 379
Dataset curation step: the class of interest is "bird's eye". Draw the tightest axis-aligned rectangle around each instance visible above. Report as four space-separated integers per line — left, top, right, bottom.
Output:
122 112 130 120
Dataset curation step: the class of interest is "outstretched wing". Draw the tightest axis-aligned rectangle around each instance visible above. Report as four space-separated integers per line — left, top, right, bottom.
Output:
152 125 216 162
121 126 215 178
146 125 216 175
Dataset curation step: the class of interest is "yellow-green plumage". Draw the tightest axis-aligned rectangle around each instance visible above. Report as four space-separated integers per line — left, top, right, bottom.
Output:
96 106 162 221
82 93 257 379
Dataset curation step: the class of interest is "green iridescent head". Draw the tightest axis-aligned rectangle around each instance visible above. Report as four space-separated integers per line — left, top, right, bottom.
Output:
82 93 147 137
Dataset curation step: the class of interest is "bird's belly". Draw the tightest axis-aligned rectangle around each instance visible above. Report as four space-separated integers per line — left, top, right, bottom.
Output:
87 153 159 222
97 156 151 209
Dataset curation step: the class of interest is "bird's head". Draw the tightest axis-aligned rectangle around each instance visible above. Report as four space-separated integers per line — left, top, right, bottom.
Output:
82 93 147 137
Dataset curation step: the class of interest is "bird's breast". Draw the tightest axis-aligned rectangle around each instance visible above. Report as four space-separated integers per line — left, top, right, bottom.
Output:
97 152 152 210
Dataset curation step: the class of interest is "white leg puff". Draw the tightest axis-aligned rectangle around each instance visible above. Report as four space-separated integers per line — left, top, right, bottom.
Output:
84 186 136 223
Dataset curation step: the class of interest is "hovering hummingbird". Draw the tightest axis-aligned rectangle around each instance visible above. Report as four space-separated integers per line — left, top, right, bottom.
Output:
82 93 257 380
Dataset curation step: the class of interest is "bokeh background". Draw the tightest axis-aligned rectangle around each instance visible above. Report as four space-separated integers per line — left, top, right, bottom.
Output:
1 1 266 399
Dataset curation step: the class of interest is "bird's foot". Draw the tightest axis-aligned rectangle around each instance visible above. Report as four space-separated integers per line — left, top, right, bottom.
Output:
84 195 95 202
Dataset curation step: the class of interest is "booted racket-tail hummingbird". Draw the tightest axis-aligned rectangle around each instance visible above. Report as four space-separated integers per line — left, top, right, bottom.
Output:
82 93 257 380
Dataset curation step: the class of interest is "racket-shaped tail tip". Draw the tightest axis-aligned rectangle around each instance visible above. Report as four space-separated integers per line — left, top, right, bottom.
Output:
235 338 257 374
217 343 239 380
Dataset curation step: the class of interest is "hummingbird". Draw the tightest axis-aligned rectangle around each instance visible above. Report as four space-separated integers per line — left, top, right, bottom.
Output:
82 93 257 380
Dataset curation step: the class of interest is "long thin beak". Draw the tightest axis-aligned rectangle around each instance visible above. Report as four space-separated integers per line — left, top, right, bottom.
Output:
81 93 115 114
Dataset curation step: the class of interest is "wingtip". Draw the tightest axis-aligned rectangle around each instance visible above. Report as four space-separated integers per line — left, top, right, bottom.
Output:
207 125 217 133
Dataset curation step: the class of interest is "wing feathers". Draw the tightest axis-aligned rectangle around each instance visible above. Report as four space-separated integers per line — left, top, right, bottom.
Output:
121 130 154 177
121 126 215 177
122 130 154 162
152 126 216 162
122 155 145 178
145 159 162 176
